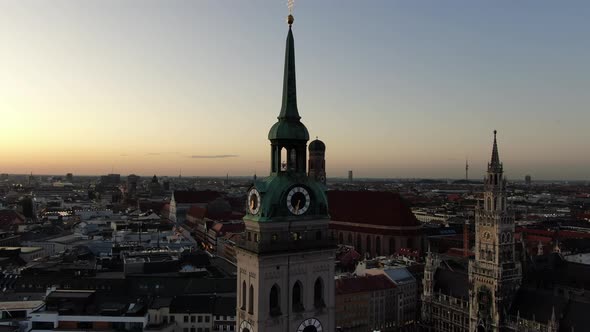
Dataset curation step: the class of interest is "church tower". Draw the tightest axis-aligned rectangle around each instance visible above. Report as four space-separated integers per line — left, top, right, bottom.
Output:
469 131 521 332
235 13 335 332
308 139 326 185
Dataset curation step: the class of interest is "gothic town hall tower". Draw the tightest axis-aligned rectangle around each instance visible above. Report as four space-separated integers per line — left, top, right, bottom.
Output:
468 131 522 332
235 14 336 332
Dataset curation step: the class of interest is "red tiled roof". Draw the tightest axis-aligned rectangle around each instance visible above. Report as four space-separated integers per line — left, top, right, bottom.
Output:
223 233 241 241
447 194 462 202
211 222 245 235
138 200 169 213
0 210 25 228
187 206 207 219
525 235 553 244
517 228 590 240
328 190 419 227
336 274 396 295
398 247 421 257
445 248 474 257
173 190 221 204
329 223 420 236
558 230 590 239
337 248 361 266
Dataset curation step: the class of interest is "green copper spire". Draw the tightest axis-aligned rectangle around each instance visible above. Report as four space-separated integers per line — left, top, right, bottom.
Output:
278 23 299 120
268 16 309 141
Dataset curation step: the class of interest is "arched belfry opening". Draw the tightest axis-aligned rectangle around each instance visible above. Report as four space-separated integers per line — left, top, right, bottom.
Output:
241 281 246 310
271 143 307 174
269 284 281 316
314 277 325 308
248 284 254 314
280 147 287 171
292 281 304 312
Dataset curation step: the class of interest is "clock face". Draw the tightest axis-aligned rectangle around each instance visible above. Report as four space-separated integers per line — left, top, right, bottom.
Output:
239 320 252 332
296 318 323 332
248 189 261 215
287 186 310 215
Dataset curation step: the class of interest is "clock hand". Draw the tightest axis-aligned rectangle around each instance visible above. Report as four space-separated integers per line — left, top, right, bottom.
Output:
295 199 300 214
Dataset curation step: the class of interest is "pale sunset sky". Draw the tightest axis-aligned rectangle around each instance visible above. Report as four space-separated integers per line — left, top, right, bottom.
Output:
1 1 589 180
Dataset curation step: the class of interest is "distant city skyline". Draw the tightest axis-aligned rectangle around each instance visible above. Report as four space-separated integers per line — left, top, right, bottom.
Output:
1 1 589 180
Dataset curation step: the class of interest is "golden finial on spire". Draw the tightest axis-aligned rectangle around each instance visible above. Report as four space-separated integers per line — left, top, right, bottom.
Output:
287 0 295 26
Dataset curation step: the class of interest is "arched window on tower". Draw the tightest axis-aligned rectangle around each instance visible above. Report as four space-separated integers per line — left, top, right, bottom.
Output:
338 233 343 244
280 148 287 171
292 281 304 312
269 284 281 316
347 233 353 245
289 149 297 171
376 237 381 256
366 235 372 258
314 278 325 308
248 284 254 314
494 197 497 210
241 281 246 310
487 198 492 211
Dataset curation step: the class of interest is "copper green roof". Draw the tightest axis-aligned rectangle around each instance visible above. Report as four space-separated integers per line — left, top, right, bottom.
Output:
268 26 309 141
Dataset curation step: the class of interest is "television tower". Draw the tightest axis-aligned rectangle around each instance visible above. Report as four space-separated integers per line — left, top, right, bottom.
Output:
465 159 469 181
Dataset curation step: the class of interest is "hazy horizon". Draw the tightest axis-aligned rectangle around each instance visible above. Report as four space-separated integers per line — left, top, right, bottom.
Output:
2 1 589 180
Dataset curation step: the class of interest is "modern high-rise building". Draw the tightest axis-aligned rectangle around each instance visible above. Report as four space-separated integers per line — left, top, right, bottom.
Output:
348 170 353 183
525 174 532 185
235 13 335 332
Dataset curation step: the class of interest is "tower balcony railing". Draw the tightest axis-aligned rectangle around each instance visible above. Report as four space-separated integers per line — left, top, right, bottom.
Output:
236 238 337 254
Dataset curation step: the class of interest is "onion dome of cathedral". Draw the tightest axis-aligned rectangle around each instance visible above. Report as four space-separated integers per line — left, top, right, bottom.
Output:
309 138 326 152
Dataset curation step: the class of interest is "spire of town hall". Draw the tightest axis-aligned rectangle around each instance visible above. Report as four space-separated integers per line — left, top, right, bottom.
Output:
490 130 501 169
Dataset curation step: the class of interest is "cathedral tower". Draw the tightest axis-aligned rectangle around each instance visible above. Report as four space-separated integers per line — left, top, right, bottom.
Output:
469 131 521 332
235 13 335 332
308 139 326 185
